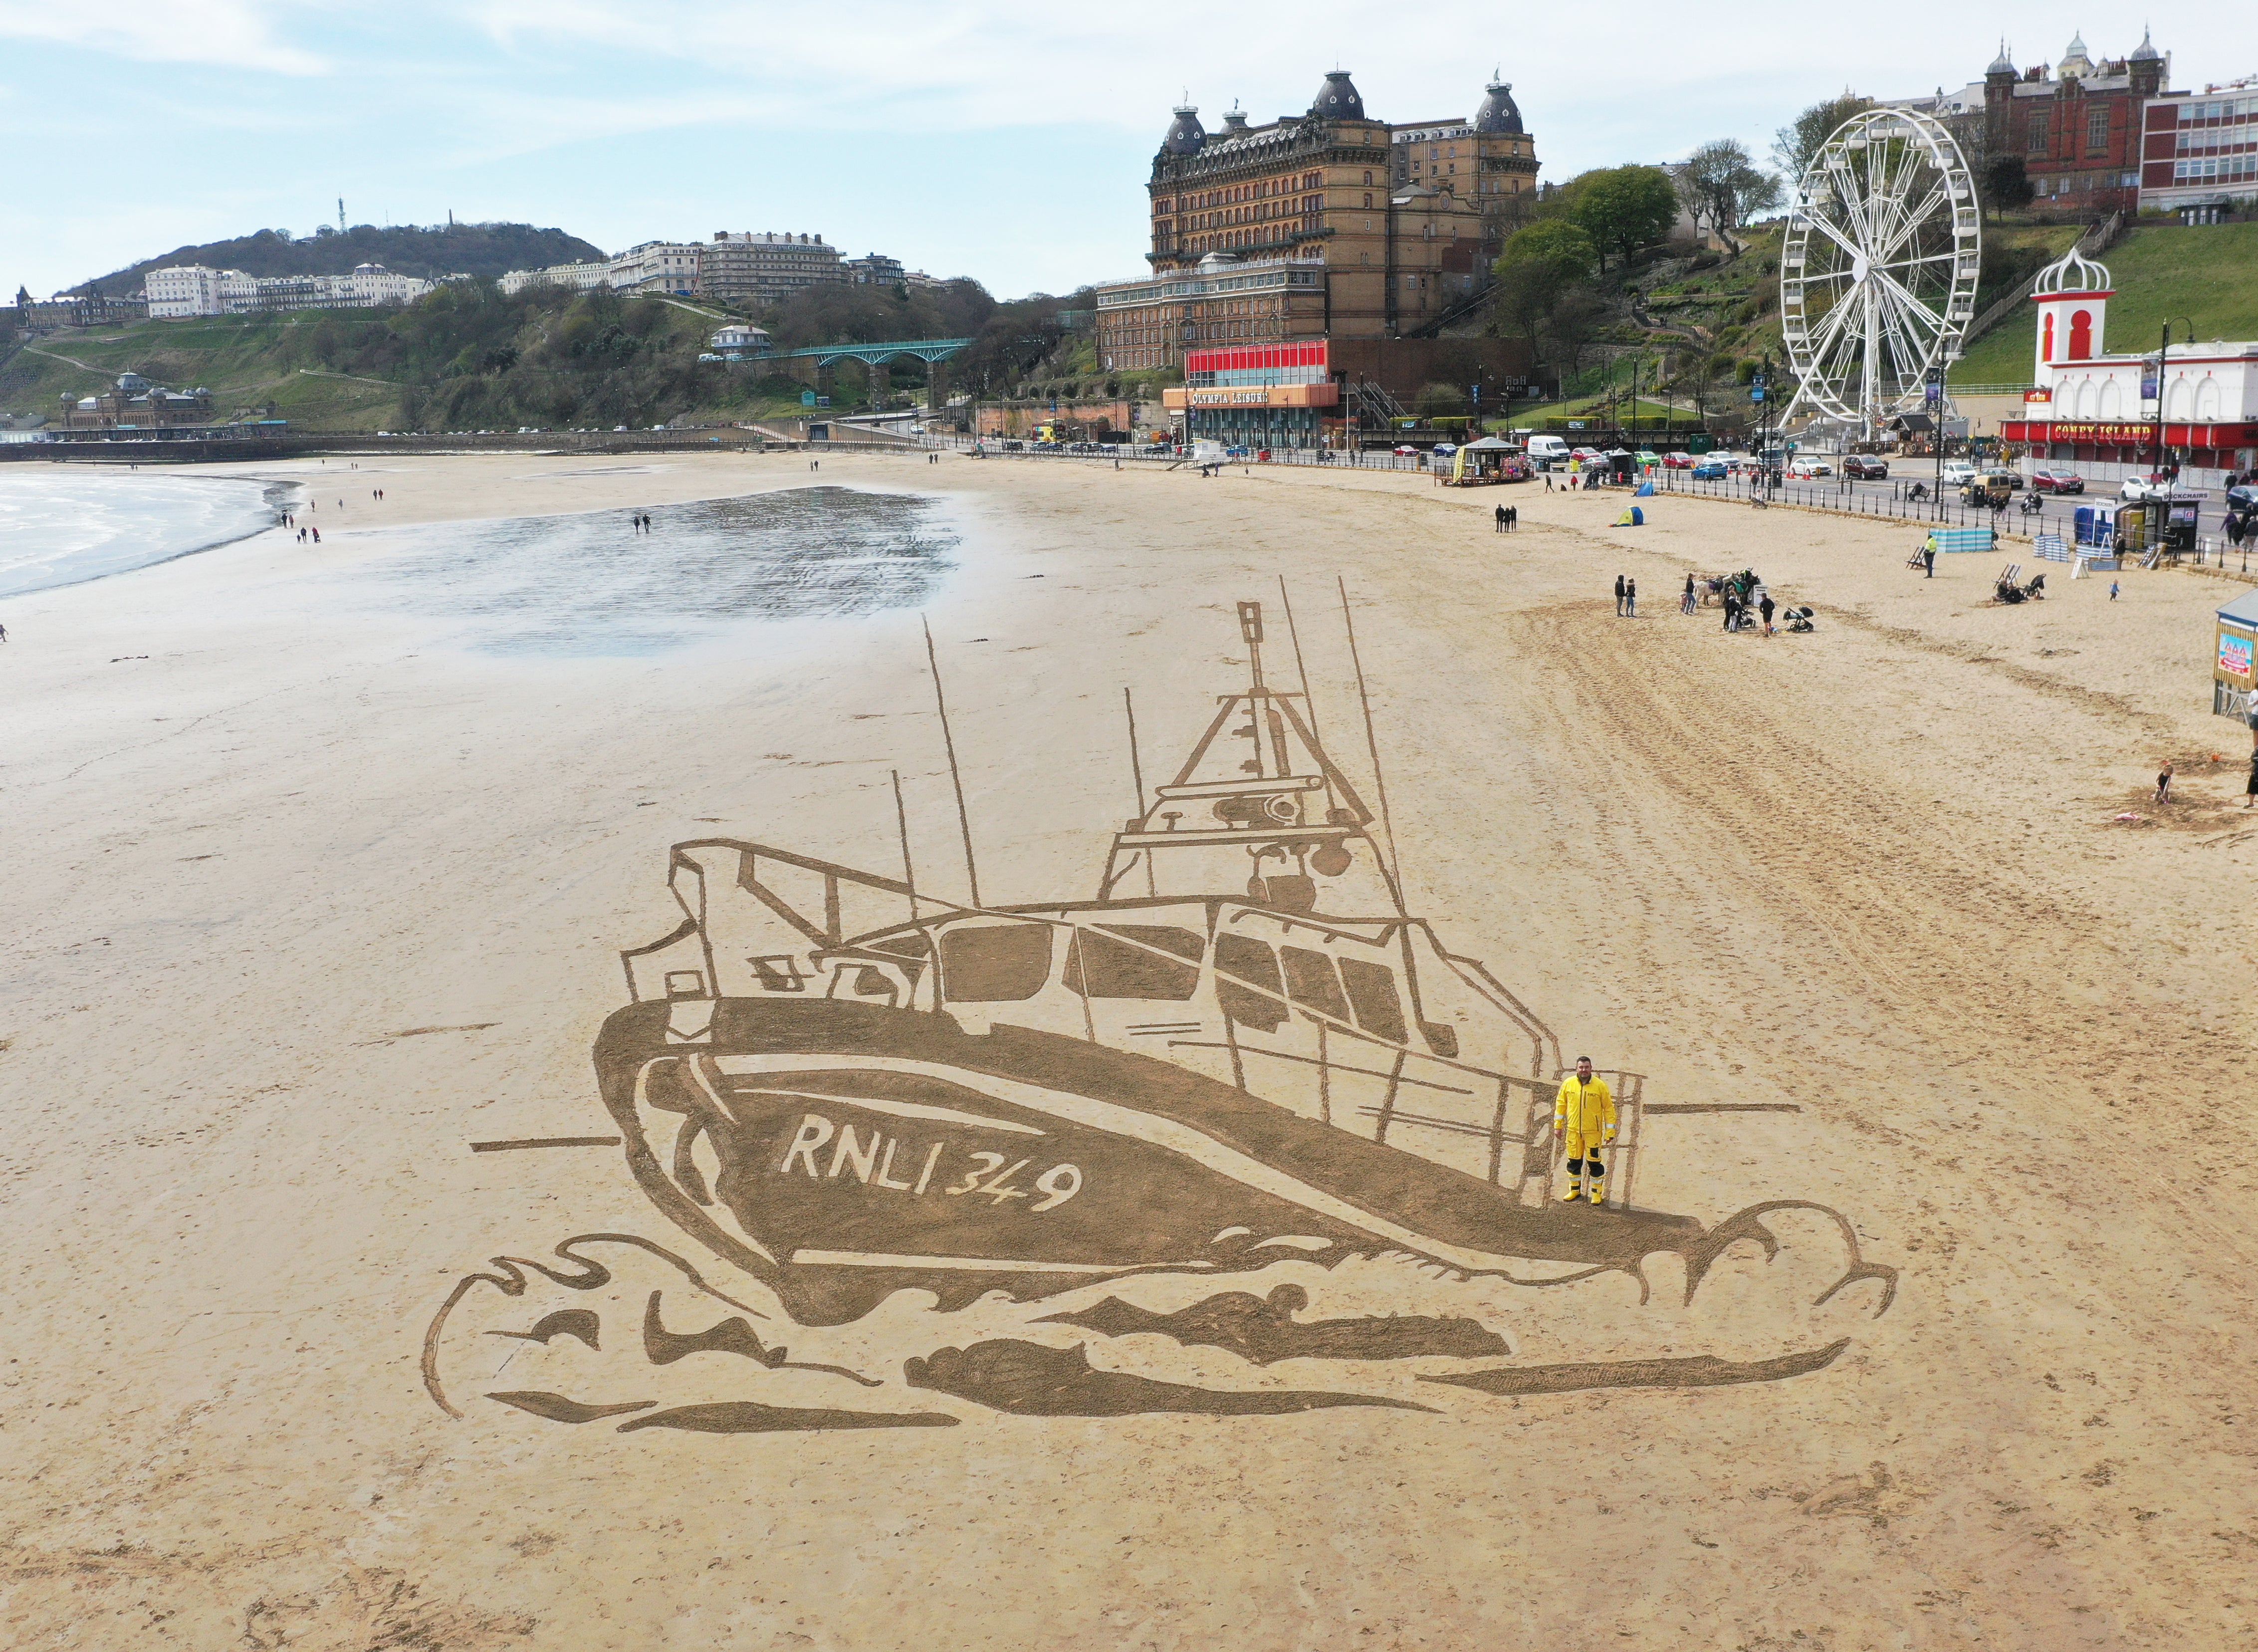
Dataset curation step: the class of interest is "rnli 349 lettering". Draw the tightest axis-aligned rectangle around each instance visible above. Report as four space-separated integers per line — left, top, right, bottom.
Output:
778 1113 1083 1210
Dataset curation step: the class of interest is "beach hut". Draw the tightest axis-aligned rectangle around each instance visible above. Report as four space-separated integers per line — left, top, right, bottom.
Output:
2216 588 2258 718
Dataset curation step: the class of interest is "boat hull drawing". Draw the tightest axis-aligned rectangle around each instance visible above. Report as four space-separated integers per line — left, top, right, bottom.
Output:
596 999 1704 1324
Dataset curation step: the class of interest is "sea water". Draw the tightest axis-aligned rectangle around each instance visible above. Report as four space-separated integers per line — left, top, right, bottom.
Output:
342 486 959 656
0 469 286 598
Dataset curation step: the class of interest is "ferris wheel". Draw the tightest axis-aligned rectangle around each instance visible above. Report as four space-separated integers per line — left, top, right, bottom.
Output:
1779 106 1980 437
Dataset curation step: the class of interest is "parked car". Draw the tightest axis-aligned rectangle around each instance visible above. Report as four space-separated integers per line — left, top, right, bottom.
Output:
1431 442 1459 457
1938 461 1979 487
2120 473 2179 501
1393 444 1418 456
1571 447 1605 464
1691 458 1730 479
1975 468 2022 493
1661 451 1695 469
1842 455 1888 480
2030 469 2084 494
1787 457 1835 478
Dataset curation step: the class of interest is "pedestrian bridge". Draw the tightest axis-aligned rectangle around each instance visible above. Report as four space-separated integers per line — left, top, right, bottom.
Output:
767 337 974 368
764 337 974 408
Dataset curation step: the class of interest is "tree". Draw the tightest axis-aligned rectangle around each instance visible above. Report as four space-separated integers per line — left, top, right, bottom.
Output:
1544 288 1609 380
1488 220 1599 353
1567 166 1681 268
1773 93 1875 183
1980 155 2034 220
1413 381 1470 418
1675 140 1784 255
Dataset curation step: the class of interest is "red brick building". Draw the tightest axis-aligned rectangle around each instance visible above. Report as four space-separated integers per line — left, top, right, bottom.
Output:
2140 78 2258 219
1984 32 2171 213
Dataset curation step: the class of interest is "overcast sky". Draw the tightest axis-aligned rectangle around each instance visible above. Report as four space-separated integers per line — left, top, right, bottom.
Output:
4 1 2254 299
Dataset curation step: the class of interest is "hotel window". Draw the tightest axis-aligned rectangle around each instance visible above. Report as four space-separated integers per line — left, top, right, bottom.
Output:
2087 105 2110 153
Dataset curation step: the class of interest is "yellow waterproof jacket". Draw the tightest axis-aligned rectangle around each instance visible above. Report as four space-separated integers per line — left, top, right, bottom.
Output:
1553 1074 1617 1139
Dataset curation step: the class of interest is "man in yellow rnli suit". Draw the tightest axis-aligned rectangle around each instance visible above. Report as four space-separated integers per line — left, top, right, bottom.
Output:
1554 1056 1617 1205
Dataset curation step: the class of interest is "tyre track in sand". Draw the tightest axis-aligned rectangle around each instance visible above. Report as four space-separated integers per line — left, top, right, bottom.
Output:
1501 595 2258 1277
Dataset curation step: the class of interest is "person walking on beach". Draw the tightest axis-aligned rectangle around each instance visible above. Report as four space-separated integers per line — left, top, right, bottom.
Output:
1555 1056 1617 1205
1760 592 1776 636
2110 580 2120 601
1625 576 1638 617
1495 504 1508 533
1682 573 1696 615
310 527 320 544
1614 574 1626 616
1923 532 1937 578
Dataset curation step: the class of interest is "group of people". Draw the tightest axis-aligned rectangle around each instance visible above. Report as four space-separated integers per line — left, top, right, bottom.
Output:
1614 572 1776 634
630 512 655 533
1491 504 1519 532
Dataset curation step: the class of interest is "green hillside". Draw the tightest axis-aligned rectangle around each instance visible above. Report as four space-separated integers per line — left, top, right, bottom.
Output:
68 222 605 295
0 288 809 432
1950 221 2258 387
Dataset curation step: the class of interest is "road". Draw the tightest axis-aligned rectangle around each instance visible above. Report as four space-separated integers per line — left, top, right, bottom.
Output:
1655 462 2253 554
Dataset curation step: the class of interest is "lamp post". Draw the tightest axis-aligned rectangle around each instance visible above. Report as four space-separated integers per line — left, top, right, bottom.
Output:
2147 315 2200 487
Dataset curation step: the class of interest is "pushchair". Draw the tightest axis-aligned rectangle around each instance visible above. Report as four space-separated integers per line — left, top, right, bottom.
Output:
1993 564 2046 604
1781 605 1816 633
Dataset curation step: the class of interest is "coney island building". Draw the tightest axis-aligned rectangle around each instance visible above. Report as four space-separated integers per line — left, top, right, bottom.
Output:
1094 69 1543 447
1999 246 2258 479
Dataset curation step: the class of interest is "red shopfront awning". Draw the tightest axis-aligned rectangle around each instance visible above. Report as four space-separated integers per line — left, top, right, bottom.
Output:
2004 420 2258 448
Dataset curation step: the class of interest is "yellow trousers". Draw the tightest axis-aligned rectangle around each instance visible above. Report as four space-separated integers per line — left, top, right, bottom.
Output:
1562 1129 1611 1172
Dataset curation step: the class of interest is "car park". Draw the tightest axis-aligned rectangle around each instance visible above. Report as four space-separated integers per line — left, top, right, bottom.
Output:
2030 469 2084 494
1842 455 1888 479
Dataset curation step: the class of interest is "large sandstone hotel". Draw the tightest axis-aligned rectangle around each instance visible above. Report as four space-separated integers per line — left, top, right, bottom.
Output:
1094 70 1541 445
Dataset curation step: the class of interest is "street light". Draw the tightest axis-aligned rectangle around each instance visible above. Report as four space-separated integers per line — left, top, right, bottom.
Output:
2148 314 2200 488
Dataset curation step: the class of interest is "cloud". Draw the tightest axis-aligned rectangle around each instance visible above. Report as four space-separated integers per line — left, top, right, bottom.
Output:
0 0 328 76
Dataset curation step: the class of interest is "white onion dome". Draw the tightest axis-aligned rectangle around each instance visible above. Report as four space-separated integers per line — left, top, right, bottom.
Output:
2034 246 2112 295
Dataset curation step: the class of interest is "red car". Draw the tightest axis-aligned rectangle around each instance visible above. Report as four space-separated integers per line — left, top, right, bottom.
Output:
1661 451 1695 469
2030 469 2085 494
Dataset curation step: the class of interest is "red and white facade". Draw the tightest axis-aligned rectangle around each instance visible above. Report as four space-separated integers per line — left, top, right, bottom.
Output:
1999 247 2258 474
2140 81 2258 217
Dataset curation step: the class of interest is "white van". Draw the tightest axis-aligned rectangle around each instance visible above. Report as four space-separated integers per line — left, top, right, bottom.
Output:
1524 434 1571 463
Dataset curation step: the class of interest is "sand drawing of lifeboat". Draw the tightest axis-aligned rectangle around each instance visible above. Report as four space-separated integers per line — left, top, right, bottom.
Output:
595 601 1710 1327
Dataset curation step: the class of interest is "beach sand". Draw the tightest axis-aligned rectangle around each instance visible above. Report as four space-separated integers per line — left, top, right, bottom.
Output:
3 451 2255 1648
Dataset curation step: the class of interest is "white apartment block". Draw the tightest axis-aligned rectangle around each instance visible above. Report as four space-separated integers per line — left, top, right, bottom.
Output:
498 242 702 298
700 232 843 306
497 261 613 296
145 261 435 317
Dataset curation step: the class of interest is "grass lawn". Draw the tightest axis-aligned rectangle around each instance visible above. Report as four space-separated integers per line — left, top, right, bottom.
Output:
1950 221 2258 387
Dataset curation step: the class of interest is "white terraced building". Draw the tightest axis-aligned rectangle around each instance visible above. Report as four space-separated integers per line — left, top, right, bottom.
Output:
145 261 435 317
498 241 706 298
